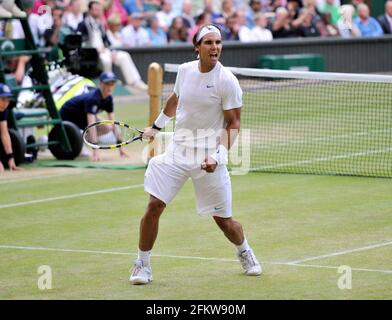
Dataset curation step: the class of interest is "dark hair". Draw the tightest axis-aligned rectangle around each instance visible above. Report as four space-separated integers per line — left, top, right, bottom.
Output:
192 23 222 47
88 0 101 10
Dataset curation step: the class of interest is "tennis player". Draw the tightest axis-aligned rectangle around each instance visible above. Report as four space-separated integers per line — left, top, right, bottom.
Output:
60 71 127 161
129 24 262 285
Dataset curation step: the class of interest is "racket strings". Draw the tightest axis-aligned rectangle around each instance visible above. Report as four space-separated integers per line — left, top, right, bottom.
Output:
84 124 139 148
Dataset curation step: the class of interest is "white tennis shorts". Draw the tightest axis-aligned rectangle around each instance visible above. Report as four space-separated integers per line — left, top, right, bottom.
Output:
144 145 232 218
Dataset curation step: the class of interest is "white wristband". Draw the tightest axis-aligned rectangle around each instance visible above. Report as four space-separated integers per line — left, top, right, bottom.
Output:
210 144 228 165
154 111 172 130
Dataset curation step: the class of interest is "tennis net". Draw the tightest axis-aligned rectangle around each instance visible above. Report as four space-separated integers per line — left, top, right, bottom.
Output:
162 63 392 178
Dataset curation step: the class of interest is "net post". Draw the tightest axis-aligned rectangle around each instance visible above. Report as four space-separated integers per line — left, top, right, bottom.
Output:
147 62 163 159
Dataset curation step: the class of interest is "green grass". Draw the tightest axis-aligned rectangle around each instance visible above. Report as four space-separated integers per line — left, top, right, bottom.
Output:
0 170 391 299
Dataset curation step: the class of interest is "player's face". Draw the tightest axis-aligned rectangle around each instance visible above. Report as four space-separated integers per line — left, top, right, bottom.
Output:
0 97 11 111
100 81 116 98
198 33 222 69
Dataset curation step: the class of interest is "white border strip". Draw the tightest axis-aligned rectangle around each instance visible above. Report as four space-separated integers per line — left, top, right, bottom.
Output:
164 63 392 83
0 244 391 274
0 184 144 209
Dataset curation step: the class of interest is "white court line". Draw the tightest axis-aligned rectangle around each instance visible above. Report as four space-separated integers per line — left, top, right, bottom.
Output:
0 172 89 185
0 184 144 209
287 240 392 264
0 245 391 275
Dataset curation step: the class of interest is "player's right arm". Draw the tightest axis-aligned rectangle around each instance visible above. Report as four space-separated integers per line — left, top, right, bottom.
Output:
143 92 178 140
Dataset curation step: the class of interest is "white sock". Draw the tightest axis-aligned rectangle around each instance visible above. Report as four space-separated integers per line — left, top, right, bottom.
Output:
236 238 251 254
138 249 151 267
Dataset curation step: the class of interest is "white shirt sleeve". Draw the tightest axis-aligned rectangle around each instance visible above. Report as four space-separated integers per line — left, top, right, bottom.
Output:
173 65 182 97
221 73 242 110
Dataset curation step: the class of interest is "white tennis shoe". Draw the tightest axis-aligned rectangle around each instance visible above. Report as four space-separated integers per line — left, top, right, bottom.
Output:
129 260 152 285
238 249 262 276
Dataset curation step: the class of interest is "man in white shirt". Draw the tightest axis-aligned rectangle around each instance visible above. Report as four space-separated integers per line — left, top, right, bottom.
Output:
129 24 262 285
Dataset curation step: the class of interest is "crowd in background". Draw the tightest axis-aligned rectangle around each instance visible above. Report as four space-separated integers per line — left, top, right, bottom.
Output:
0 0 391 49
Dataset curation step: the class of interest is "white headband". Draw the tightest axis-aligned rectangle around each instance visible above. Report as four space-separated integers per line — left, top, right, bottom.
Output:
196 25 221 43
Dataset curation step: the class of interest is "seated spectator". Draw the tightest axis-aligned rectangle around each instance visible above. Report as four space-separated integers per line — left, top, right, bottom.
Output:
246 0 263 29
103 0 129 26
318 11 340 37
271 0 288 13
220 0 236 24
250 12 273 41
44 7 73 47
336 4 360 37
237 10 253 42
187 11 212 43
222 13 240 41
123 0 145 15
120 12 150 47
181 0 195 29
294 8 321 37
203 0 226 26
272 6 300 38
77 1 147 91
353 3 384 37
63 0 84 32
287 0 302 20
377 0 392 35
146 15 168 45
319 0 340 25
168 16 188 43
156 0 176 33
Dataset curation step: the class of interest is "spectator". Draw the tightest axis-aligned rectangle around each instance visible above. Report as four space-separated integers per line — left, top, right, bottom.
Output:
318 11 340 37
123 0 145 15
336 4 360 37
156 0 176 33
222 13 240 41
250 12 273 41
272 6 299 38
287 0 302 20
0 83 18 172
353 3 384 37
187 11 212 43
246 0 263 29
63 0 84 32
181 0 195 29
377 0 392 35
168 16 188 43
319 0 340 25
120 12 150 47
44 7 73 48
294 8 321 37
237 10 253 42
77 1 148 91
28 0 57 47
220 0 236 23
204 0 225 25
270 0 288 13
146 15 168 45
102 0 129 26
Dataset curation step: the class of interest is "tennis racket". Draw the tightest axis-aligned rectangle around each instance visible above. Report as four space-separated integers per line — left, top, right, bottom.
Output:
83 120 143 149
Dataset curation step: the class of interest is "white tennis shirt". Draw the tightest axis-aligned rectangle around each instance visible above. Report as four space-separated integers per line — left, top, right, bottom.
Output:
173 60 243 149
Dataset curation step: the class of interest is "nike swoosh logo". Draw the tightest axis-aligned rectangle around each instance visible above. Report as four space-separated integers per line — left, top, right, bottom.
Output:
214 206 223 211
206 85 214 88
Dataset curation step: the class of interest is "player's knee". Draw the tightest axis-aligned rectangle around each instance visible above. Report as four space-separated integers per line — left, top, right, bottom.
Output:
213 216 233 232
145 195 166 217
